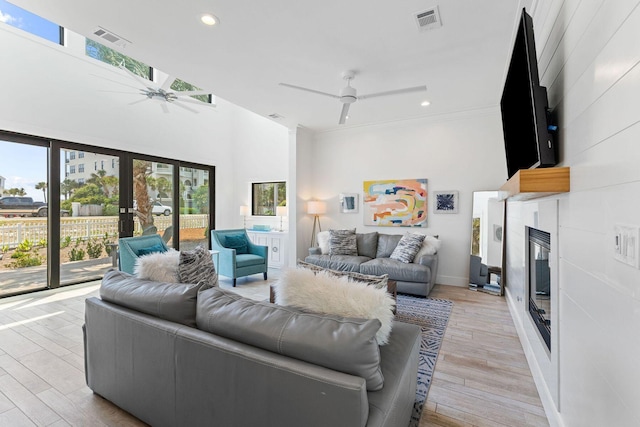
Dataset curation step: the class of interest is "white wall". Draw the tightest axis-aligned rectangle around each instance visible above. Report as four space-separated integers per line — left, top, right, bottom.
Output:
505 1 640 426
308 110 507 286
0 24 288 231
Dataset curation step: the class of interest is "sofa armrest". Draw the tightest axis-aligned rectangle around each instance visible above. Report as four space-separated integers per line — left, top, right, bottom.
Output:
415 253 437 268
309 247 322 256
247 240 268 258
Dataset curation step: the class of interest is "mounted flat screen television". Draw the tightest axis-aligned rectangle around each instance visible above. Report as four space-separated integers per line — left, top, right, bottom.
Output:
501 8 557 180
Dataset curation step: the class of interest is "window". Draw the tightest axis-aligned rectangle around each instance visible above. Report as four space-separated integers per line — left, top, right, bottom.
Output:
78 164 84 173
79 151 85 158
0 0 63 45
101 160 104 170
85 38 151 79
94 161 97 171
69 151 76 160
171 78 212 104
69 165 76 174
111 158 116 169
78 178 85 185
252 182 286 216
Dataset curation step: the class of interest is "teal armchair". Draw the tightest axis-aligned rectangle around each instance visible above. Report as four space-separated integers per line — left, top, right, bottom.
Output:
118 235 168 274
211 229 268 287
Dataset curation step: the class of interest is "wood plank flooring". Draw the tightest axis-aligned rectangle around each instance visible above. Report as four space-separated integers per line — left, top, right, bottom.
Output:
0 275 548 426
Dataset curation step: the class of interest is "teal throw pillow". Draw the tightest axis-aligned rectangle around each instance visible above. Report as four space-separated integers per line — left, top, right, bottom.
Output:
137 243 167 256
225 234 248 254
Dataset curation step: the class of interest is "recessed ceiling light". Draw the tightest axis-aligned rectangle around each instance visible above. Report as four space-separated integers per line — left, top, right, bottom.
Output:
421 100 431 107
200 14 218 26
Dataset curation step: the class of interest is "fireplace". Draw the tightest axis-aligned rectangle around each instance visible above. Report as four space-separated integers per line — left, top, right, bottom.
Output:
528 227 551 350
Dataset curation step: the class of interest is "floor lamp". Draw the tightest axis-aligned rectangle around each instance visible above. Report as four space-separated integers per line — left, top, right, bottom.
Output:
307 201 326 247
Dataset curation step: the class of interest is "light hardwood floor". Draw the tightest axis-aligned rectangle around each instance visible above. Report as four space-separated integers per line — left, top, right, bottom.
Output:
0 274 548 426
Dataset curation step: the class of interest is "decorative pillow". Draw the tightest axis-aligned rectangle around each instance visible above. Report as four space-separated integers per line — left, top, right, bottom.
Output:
178 246 217 289
390 233 426 263
329 229 358 256
273 268 395 345
413 235 441 262
317 230 330 254
134 249 180 282
356 232 378 259
296 260 389 290
197 287 384 390
225 234 248 254
137 243 167 256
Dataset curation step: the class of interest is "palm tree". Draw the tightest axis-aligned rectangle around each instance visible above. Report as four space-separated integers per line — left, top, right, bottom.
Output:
35 182 47 202
60 179 80 200
133 160 153 229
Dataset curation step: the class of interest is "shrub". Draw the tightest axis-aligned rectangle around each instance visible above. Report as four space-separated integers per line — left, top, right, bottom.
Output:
9 254 43 268
61 236 72 248
86 238 103 259
70 248 86 261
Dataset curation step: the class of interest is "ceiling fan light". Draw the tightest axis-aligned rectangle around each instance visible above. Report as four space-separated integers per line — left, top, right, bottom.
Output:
200 14 218 26
421 100 431 107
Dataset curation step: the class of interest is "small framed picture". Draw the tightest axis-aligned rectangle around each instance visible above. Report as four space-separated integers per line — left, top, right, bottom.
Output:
434 191 459 214
340 193 359 213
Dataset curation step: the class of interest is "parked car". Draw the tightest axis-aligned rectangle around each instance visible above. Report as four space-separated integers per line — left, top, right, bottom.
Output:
0 196 70 217
152 201 172 216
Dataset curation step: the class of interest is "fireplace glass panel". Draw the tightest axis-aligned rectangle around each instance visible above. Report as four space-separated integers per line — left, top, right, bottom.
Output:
528 228 551 350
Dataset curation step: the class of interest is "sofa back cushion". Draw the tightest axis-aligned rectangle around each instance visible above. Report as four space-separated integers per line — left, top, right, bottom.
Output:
196 287 385 391
101 269 203 327
356 232 378 258
376 234 403 258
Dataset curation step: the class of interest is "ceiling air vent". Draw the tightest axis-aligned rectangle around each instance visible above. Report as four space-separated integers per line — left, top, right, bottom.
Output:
92 27 130 48
415 7 442 32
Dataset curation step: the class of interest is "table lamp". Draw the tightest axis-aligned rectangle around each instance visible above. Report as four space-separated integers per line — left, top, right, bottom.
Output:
239 205 250 228
276 206 287 232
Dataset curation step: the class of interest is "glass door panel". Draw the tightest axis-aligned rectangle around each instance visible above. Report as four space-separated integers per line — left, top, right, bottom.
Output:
59 148 120 286
179 166 209 250
0 140 49 297
132 159 174 247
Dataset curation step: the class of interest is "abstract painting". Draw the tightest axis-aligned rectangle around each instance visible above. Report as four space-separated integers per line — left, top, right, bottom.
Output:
363 179 427 227
434 191 459 214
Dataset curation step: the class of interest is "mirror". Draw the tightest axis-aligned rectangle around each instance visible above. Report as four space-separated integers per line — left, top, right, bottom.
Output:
469 191 505 295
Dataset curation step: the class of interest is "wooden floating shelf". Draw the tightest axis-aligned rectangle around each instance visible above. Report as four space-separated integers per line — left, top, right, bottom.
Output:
499 167 570 201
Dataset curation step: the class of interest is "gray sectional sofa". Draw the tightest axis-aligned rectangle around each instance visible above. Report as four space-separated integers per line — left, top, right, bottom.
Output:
305 232 439 297
84 269 421 427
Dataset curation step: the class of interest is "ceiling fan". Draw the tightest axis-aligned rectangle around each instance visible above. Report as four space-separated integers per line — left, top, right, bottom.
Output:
117 64 215 114
279 70 427 124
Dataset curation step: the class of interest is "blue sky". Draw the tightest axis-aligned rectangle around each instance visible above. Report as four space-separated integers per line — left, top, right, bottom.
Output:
0 141 49 200
0 0 60 43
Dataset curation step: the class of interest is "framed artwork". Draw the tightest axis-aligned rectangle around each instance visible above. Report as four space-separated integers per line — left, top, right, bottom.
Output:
340 193 358 213
363 179 427 227
434 191 459 214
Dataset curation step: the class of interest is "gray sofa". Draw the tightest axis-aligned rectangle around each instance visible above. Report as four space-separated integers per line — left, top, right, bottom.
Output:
305 232 439 297
84 270 421 427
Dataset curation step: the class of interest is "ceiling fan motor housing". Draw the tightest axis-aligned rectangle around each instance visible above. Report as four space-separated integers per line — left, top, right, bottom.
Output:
340 85 357 103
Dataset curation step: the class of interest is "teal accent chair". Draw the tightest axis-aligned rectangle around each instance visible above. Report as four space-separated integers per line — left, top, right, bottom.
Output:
211 229 268 287
118 235 168 274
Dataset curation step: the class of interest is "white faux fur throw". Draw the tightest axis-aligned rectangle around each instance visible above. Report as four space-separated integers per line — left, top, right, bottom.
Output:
134 249 180 283
273 268 396 345
413 235 441 260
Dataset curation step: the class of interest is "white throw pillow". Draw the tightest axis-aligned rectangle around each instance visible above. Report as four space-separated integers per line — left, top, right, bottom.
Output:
134 249 180 283
413 235 441 261
317 230 330 254
273 268 395 345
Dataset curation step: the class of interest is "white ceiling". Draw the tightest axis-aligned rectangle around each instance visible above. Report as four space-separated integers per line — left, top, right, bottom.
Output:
10 0 526 132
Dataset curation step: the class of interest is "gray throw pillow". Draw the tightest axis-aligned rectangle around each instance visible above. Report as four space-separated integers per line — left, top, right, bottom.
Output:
356 232 378 258
390 233 426 263
196 287 385 391
178 246 218 289
329 229 358 255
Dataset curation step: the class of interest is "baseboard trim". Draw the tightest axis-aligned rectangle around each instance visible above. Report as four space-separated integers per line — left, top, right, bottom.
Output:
504 287 565 427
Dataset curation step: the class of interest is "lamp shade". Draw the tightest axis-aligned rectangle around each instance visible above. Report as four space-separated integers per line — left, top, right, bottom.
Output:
239 205 250 216
307 201 326 215
276 206 288 217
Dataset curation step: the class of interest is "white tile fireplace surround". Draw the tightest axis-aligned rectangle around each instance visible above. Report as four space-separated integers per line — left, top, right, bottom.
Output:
504 199 560 417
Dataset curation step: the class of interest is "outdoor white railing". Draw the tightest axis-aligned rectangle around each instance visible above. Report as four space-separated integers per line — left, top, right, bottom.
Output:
0 215 208 249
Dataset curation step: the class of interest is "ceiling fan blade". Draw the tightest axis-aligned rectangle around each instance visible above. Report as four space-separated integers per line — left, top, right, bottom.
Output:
174 90 211 97
160 102 170 114
358 85 427 101
159 75 175 92
128 98 148 106
338 103 350 125
171 100 200 114
91 74 146 91
279 83 340 99
119 65 156 90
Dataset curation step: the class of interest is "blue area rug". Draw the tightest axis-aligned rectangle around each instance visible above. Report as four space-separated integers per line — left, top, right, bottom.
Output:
395 294 453 427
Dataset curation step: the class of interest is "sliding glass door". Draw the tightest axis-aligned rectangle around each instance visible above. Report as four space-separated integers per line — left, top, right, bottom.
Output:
179 165 211 250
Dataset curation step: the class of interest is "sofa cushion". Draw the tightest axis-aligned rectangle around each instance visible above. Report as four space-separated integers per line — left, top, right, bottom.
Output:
178 246 217 288
356 232 379 259
235 253 265 268
196 287 385 391
390 233 425 263
134 249 180 283
375 234 403 258
304 254 371 272
360 257 432 284
273 268 395 345
100 269 202 327
329 229 358 256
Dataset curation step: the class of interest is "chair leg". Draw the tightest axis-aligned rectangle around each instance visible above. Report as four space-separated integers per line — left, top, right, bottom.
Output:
233 278 236 287
263 272 268 280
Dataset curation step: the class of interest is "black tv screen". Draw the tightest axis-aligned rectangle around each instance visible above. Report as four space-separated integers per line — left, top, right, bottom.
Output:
501 9 556 179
